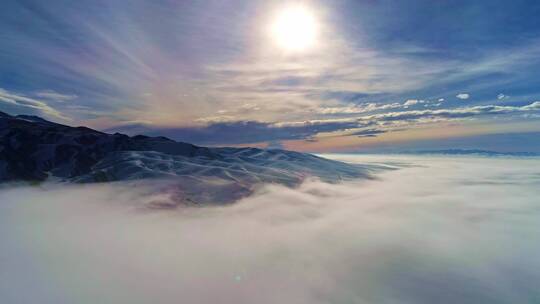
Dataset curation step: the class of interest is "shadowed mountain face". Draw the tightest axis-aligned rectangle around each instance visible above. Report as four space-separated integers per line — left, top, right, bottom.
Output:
0 111 369 204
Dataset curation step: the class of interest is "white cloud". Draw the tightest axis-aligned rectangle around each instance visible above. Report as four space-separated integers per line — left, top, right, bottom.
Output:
193 101 540 142
35 90 78 102
360 101 540 123
404 99 419 106
195 115 238 123
521 101 540 110
0 156 539 303
0 88 70 120
456 93 470 100
315 102 401 114
272 117 358 128
438 98 445 102
497 93 509 100
286 101 540 130
403 99 426 107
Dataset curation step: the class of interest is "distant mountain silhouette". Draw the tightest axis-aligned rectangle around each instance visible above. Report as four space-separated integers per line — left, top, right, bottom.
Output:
400 149 540 157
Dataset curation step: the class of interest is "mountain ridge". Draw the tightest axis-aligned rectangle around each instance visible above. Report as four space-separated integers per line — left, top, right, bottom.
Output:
0 111 370 205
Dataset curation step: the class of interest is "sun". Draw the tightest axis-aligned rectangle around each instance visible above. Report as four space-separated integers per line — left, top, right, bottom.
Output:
270 5 319 52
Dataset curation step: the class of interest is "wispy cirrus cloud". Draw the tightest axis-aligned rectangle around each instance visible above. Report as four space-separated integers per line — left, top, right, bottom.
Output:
35 90 78 102
0 88 69 121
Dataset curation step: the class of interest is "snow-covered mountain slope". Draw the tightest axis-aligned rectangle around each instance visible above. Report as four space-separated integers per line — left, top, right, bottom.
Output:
0 111 371 204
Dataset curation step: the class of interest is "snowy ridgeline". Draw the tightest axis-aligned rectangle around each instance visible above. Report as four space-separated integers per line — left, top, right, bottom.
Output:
0 111 371 204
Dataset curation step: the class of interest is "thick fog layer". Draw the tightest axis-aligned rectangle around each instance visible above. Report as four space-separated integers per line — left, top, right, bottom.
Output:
1 155 540 304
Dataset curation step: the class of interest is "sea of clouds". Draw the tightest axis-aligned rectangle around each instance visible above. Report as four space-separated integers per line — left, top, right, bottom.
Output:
1 155 540 304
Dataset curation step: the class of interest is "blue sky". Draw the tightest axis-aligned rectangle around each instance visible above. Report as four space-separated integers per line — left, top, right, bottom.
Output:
1 0 539 151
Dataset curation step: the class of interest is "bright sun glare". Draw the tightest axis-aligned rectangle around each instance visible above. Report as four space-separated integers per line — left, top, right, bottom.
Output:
270 5 318 52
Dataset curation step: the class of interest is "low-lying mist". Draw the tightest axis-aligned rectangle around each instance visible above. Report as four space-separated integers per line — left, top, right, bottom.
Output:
1 155 540 304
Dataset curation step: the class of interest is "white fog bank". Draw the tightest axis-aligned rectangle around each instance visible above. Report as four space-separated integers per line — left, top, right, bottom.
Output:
1 155 540 304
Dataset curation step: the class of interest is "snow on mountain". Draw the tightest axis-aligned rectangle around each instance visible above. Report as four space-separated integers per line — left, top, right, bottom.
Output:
0 111 371 204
